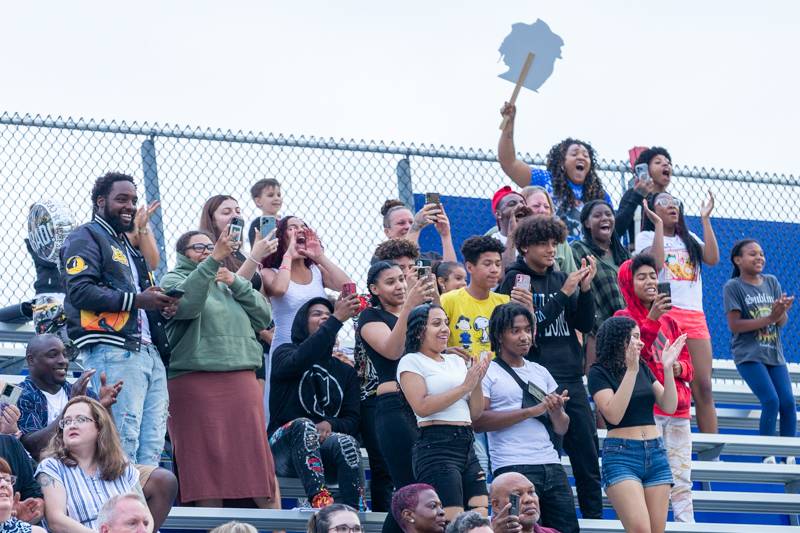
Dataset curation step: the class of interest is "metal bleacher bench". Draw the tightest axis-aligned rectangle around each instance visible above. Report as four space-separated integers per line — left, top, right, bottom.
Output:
714 358 800 384
161 508 800 533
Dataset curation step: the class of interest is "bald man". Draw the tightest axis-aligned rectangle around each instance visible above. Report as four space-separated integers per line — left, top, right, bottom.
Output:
489 472 561 533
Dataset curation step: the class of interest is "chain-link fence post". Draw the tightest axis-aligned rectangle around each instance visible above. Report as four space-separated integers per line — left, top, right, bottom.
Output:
140 135 167 280
396 157 414 207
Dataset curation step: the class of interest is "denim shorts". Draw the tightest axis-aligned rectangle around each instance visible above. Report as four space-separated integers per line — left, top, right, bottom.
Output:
601 437 673 490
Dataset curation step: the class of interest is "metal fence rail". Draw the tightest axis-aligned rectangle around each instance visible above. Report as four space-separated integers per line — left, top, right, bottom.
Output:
1 112 798 359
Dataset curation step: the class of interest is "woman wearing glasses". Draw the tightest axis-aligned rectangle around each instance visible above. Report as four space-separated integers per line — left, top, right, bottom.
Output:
635 191 720 434
35 397 141 532
306 503 362 533
0 458 45 533
160 229 279 508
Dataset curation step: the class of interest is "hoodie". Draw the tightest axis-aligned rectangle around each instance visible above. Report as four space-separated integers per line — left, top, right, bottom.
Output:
268 297 360 437
614 259 693 418
498 257 595 382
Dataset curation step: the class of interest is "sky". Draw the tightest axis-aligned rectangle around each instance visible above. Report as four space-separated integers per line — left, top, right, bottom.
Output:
1 0 798 178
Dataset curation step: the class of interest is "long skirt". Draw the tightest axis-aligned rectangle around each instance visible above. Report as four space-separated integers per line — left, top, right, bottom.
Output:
168 370 277 503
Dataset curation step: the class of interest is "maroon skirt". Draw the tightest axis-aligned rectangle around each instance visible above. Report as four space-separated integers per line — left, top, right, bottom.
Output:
167 370 277 503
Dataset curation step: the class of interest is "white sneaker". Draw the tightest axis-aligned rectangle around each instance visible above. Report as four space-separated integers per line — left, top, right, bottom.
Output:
763 456 777 464
786 456 796 465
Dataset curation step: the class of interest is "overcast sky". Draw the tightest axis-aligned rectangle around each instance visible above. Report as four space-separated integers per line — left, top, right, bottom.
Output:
1 0 797 177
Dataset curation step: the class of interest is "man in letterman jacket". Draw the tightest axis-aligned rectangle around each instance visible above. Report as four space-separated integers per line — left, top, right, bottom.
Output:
60 172 177 465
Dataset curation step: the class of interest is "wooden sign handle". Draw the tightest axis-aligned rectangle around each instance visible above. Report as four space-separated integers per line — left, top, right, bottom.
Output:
499 52 535 130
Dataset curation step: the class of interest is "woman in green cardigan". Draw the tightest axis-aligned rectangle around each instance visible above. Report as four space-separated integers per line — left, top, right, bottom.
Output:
161 228 278 508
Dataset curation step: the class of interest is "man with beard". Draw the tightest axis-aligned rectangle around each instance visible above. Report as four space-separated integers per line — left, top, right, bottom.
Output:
490 472 561 533
474 304 577 533
59 172 177 466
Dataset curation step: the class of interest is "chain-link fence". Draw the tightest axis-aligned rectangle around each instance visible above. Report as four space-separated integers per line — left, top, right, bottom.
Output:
1 112 799 360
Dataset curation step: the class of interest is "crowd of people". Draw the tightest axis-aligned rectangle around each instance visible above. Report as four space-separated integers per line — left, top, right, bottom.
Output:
4 101 795 533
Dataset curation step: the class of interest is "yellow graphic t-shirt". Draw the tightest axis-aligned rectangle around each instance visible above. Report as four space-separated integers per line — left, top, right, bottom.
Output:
440 287 510 357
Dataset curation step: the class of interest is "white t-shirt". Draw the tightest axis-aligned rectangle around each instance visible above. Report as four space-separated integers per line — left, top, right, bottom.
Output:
635 231 705 311
481 360 560 469
269 264 325 356
490 231 508 246
125 248 152 343
42 388 68 425
397 352 470 424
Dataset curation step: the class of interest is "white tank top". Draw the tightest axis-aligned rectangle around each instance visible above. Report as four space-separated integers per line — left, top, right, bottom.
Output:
268 264 326 356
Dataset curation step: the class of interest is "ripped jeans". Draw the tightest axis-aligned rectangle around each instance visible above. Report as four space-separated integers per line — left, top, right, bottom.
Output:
82 343 168 466
269 418 365 508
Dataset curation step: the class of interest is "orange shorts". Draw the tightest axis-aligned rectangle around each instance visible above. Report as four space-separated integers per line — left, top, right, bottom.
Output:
667 307 710 340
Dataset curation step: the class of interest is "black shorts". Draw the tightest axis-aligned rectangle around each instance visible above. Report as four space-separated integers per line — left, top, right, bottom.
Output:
412 425 487 508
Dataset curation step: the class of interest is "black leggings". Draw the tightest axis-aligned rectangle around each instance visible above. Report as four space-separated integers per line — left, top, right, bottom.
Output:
359 397 393 512
375 392 419 487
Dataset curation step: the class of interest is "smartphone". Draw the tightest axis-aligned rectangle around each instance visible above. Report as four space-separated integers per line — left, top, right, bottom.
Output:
425 192 441 205
634 163 651 183
509 493 520 517
165 288 185 298
657 282 672 309
341 282 357 297
260 216 276 238
514 273 531 292
0 382 22 407
417 266 432 279
229 216 245 244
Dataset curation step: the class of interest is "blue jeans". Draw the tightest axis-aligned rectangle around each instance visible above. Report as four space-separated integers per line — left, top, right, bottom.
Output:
737 362 797 437
82 343 168 465
601 437 672 490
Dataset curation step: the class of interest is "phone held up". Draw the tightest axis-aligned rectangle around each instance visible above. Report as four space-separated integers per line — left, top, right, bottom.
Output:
509 492 520 517
514 273 531 292
634 163 651 184
260 216 276 238
229 216 245 244
0 381 22 409
417 258 432 279
425 192 441 206
657 282 672 310
341 282 357 297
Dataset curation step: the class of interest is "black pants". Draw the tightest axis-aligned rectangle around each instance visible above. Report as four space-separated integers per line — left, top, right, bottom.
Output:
413 425 487 509
375 392 419 487
494 463 579 533
270 418 365 508
360 397 393 512
557 380 602 519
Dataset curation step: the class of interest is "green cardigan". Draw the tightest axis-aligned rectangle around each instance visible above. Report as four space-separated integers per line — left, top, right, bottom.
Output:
160 254 271 379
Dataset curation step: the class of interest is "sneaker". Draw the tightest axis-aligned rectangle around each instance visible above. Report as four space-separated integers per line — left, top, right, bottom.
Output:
786 456 796 465
763 456 777 464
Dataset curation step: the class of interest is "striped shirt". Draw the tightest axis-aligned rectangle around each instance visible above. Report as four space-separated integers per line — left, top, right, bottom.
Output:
35 458 139 529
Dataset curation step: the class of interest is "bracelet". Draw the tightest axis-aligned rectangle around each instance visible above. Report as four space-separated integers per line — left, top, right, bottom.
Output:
246 256 261 267
138 229 149 235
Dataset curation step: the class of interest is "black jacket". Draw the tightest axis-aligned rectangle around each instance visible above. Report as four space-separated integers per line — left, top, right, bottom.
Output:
59 215 171 358
498 257 594 383
25 238 65 294
615 187 646 249
268 297 360 437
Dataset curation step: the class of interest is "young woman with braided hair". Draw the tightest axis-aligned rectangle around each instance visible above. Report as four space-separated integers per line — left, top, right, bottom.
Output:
588 316 687 533
498 103 612 242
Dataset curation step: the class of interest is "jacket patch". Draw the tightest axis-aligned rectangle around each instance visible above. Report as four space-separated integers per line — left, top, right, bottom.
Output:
111 246 129 266
65 256 87 275
80 310 130 332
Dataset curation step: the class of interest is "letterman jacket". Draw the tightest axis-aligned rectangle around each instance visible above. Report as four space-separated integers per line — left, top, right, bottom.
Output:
60 215 171 358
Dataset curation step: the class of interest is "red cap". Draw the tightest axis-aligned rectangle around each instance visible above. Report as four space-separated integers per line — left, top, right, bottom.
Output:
491 186 524 213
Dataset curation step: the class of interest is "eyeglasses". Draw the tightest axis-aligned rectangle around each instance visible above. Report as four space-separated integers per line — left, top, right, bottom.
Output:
183 243 215 253
654 196 682 209
329 526 362 533
58 415 95 429
0 475 16 486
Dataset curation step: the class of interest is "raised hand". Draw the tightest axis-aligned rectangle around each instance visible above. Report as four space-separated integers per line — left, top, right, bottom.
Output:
250 230 279 262
462 356 490 391
647 292 672 321
215 267 236 287
642 199 663 226
406 274 437 308
660 333 688 370
433 206 451 237
0 405 20 435
211 225 234 262
299 229 325 261
561 266 590 297
134 200 160 232
333 294 362 322
624 336 642 373
500 102 517 123
633 176 655 196
579 256 597 291
700 190 715 219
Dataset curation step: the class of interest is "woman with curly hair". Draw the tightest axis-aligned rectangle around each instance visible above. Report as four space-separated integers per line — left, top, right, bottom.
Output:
35 397 143 532
588 317 686 533
498 103 611 242
398 304 490 521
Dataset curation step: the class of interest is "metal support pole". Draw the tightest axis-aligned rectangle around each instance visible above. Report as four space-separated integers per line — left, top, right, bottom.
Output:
396 157 414 208
140 136 167 280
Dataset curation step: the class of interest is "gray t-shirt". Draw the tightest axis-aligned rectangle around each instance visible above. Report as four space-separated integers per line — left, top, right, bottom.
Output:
723 275 784 365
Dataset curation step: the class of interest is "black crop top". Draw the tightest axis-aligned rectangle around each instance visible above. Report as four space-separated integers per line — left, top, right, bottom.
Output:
356 307 400 384
587 364 657 430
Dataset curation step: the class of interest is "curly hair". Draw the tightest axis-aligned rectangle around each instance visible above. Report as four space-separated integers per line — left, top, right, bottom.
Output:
594 316 637 382
631 253 658 275
634 146 672 167
374 238 420 262
489 303 535 354
460 235 505 265
730 238 760 279
42 396 129 481
262 215 314 269
545 138 606 209
446 511 491 533
91 172 136 214
404 304 443 354
512 215 567 254
391 483 437 527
